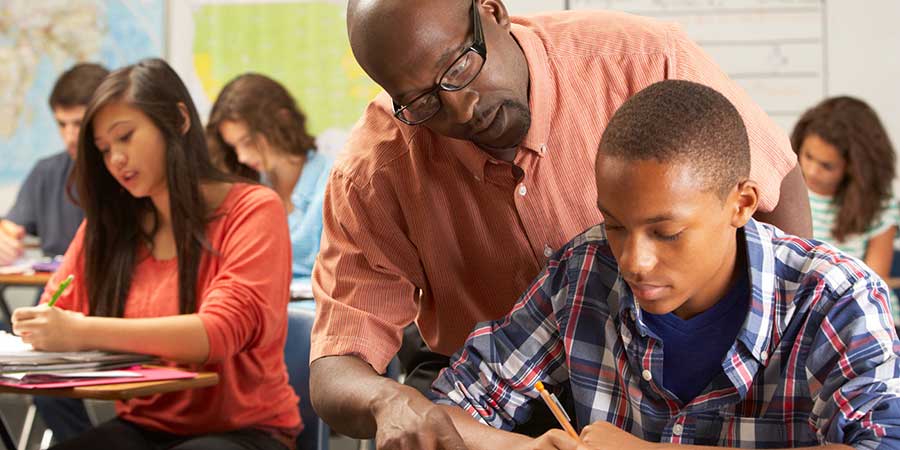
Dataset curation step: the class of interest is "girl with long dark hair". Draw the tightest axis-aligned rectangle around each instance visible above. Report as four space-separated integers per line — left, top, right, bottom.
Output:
12 58 300 449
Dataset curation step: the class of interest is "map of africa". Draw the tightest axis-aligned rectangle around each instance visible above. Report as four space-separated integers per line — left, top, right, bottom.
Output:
0 0 163 211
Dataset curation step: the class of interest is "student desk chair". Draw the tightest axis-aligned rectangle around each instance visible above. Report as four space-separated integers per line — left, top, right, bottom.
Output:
286 302 330 450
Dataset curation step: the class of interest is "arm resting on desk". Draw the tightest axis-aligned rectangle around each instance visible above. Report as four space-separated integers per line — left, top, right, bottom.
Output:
13 307 210 364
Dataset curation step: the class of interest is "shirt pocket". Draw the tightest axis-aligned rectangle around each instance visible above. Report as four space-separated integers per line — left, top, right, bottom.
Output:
718 415 787 448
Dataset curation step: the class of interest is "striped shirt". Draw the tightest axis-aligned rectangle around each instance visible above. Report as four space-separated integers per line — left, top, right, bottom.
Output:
809 190 900 260
310 10 797 373
810 190 900 324
433 219 900 449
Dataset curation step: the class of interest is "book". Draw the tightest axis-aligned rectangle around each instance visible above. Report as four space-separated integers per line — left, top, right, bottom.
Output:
0 332 155 374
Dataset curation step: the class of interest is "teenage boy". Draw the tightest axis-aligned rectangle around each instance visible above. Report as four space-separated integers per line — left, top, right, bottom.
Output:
0 63 109 265
432 80 900 450
0 63 109 443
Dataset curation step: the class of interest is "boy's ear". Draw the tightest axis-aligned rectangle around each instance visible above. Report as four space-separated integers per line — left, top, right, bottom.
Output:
729 179 759 228
177 103 191 135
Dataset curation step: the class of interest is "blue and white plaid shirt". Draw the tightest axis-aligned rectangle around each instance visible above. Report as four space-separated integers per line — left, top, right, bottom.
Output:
432 219 900 449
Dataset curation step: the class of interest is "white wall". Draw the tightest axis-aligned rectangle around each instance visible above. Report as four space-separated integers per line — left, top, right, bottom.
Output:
2 0 899 213
505 0 565 15
826 0 900 175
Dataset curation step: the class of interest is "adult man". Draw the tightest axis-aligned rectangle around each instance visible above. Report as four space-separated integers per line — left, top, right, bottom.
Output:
0 63 109 265
309 1 812 448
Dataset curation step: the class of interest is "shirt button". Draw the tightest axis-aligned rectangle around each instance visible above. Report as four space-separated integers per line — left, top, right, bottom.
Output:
760 350 768 362
518 184 527 196
641 369 652 381
630 309 637 321
540 144 547 154
543 245 553 257
673 424 684 436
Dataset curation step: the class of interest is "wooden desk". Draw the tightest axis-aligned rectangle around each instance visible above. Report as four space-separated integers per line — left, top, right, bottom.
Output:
0 273 52 287
0 368 218 449
0 370 219 400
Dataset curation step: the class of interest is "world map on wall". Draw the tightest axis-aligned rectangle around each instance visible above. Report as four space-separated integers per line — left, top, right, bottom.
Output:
0 0 163 210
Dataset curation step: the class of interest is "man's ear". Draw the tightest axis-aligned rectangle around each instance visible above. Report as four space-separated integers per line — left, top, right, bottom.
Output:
482 0 511 30
730 179 759 228
177 103 191 135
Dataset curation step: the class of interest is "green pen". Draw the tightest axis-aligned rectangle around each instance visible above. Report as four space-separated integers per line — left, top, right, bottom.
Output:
47 275 74 307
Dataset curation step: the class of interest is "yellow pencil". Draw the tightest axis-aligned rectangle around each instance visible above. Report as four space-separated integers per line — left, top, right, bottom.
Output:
535 381 580 441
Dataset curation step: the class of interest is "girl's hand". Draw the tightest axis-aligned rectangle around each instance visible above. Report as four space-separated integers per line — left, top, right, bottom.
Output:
12 306 86 352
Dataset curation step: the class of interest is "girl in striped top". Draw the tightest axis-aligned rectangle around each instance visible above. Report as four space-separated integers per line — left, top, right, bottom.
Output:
793 96 900 320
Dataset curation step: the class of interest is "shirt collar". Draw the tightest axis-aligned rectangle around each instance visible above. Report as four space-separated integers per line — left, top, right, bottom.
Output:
510 21 555 155
735 218 778 364
617 218 777 365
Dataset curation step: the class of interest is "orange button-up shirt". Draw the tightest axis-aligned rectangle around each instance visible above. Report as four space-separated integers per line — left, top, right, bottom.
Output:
311 10 796 372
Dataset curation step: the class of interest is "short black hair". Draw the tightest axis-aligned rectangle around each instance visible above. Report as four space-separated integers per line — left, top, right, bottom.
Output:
49 63 110 109
598 80 750 199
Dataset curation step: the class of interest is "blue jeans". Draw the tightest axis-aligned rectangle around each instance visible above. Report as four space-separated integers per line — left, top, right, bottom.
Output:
33 397 92 442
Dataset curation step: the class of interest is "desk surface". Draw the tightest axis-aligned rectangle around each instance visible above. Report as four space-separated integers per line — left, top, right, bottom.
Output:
0 273 52 287
0 369 219 400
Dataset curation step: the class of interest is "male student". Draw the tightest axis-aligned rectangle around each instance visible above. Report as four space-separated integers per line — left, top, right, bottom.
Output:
0 63 109 265
431 80 900 449
309 1 813 446
0 62 109 442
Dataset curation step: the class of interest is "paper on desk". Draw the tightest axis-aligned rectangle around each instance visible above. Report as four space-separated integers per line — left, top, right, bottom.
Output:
290 278 314 299
0 255 63 275
2 370 143 380
0 367 197 389
0 332 156 373
0 331 103 359
0 259 33 275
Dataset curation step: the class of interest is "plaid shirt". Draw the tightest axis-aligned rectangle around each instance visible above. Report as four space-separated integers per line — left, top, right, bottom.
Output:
432 219 900 449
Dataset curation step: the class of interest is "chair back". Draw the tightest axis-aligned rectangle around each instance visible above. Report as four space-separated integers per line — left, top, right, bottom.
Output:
285 302 329 450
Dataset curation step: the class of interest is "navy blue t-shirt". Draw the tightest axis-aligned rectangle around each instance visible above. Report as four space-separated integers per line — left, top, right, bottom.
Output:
642 271 750 404
5 152 83 257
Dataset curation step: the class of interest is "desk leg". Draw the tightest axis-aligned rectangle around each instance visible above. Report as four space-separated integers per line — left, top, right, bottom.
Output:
0 285 18 448
0 409 17 450
0 286 12 327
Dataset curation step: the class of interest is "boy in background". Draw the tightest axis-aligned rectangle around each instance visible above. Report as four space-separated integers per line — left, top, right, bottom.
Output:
432 80 900 449
0 63 108 265
0 62 108 443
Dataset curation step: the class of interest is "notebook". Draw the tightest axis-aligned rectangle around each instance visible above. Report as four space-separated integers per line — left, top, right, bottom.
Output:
0 366 197 389
0 332 156 373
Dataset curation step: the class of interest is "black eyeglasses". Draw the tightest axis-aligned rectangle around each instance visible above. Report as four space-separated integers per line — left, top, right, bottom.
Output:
392 0 487 125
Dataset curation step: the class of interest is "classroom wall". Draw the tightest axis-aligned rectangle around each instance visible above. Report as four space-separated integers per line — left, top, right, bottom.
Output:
505 0 900 185
1 0 899 213
826 0 900 190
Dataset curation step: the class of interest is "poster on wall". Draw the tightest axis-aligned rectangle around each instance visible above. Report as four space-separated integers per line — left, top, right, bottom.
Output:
168 0 381 158
0 0 164 213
